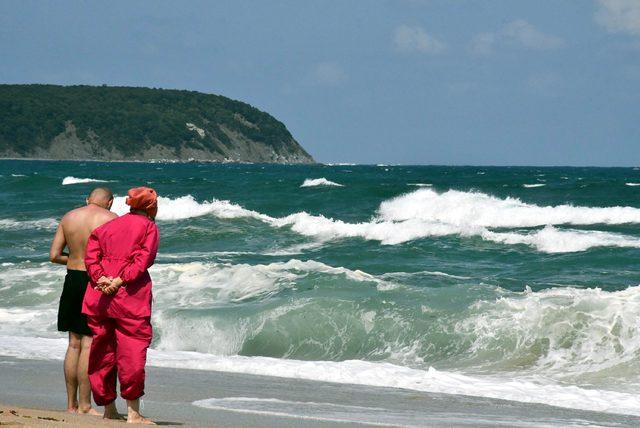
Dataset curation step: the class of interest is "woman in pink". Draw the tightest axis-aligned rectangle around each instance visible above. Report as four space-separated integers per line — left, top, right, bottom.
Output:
82 186 159 424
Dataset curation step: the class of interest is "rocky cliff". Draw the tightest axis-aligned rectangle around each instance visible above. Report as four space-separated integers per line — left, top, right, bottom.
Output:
0 84 314 163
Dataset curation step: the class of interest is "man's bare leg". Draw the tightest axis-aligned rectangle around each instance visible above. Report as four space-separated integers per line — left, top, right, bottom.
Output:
127 399 155 424
63 333 82 412
77 335 101 416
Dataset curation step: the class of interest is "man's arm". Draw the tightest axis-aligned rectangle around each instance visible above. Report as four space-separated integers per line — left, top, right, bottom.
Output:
49 223 68 265
85 230 107 283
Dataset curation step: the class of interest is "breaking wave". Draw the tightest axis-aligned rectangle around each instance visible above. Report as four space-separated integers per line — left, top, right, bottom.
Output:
2 269 640 415
111 188 640 252
300 178 344 187
61 176 112 185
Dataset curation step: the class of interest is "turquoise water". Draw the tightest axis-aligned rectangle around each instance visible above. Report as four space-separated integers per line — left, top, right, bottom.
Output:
2 160 640 413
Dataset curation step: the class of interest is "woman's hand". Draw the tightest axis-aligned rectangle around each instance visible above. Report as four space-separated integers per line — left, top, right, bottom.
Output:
101 277 124 295
96 276 112 290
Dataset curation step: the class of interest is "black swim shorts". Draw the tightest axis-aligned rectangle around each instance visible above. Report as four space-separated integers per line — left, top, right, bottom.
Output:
57 270 93 336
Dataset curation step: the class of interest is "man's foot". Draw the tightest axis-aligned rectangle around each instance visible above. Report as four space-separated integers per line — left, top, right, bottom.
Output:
66 407 78 414
78 407 102 416
127 414 156 425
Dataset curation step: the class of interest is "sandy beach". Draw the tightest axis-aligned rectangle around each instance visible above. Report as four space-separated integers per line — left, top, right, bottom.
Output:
0 405 126 427
2 356 640 427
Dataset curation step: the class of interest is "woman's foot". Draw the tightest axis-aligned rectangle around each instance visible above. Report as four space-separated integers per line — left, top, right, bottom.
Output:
103 402 124 420
127 399 155 424
127 413 156 424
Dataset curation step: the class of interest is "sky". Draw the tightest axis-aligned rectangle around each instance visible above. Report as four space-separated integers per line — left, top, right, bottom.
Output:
1 0 639 166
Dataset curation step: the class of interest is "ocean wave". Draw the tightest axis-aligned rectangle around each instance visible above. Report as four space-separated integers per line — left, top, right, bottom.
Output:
111 195 271 222
375 188 640 227
457 285 640 382
0 218 58 231
522 183 546 188
300 178 344 187
482 225 640 253
2 335 640 416
61 176 112 185
109 189 640 252
119 188 640 227
149 259 392 306
3 260 640 406
626 183 640 187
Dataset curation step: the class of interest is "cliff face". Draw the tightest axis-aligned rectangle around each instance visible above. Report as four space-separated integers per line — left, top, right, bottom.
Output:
0 84 314 163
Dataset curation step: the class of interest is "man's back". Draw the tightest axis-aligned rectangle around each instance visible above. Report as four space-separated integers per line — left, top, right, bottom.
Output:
59 205 117 270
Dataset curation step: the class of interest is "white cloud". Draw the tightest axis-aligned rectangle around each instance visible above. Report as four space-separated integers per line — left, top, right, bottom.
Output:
393 25 446 54
595 0 640 36
469 20 564 55
311 62 347 86
504 20 565 50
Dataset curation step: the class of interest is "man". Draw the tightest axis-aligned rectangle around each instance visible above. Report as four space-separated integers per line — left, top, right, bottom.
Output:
49 187 118 415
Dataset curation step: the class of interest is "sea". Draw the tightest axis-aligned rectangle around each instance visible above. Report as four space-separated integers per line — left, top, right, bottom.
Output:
1 160 640 417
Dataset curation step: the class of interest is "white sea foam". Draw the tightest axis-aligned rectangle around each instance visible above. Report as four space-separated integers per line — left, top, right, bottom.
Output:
0 218 58 231
300 178 344 187
457 285 640 382
523 183 546 188
111 195 271 222
109 189 640 252
11 174 26 177
482 225 640 253
626 182 640 187
193 397 406 427
407 183 432 187
149 259 390 307
2 335 640 416
381 271 472 280
375 188 640 227
61 176 112 185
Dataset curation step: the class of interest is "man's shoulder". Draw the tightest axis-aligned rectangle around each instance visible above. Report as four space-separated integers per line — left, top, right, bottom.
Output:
60 206 88 225
91 210 119 231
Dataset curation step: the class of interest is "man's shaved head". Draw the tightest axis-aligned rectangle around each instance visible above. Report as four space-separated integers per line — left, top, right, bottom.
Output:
87 187 114 209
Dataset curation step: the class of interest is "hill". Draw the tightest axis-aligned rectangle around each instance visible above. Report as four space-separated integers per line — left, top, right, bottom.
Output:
0 84 314 163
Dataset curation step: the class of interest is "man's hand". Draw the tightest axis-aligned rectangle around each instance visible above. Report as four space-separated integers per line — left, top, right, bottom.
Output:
101 277 124 295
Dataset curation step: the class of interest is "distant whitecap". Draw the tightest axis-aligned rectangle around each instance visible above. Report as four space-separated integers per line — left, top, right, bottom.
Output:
300 178 344 188
62 176 112 185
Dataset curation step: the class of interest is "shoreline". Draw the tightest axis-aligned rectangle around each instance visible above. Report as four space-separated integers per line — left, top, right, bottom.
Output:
2 157 638 168
2 356 640 427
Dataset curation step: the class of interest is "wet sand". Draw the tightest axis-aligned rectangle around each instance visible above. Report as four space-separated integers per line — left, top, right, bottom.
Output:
2 356 640 427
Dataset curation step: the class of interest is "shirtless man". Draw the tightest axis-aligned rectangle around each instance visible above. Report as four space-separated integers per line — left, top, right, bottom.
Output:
50 187 118 416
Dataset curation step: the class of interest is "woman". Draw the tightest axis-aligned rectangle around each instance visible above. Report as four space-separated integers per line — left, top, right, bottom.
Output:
82 186 159 424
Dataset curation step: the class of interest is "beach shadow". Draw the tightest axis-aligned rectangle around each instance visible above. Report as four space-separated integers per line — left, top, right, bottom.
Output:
154 421 184 426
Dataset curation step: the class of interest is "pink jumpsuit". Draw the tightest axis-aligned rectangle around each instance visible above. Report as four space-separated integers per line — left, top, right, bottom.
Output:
82 212 159 405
